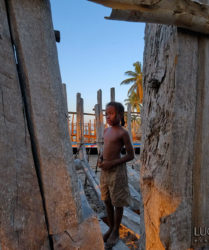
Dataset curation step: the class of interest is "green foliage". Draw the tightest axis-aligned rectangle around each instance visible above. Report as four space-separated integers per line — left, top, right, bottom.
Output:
121 61 143 112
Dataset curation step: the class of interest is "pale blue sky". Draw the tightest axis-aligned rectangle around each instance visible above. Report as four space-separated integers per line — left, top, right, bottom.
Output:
50 0 145 115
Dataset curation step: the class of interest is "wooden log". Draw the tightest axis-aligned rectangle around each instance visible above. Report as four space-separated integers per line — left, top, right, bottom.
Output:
122 208 140 236
69 111 96 116
7 0 81 236
80 160 103 202
128 183 141 211
127 166 140 193
74 159 83 170
99 219 129 250
110 87 115 102
78 178 96 221
79 144 89 163
89 0 209 34
0 0 49 248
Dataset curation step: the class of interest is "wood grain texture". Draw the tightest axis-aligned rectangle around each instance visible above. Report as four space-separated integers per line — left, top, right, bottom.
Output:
0 0 49 248
90 0 209 34
139 24 201 250
7 0 81 235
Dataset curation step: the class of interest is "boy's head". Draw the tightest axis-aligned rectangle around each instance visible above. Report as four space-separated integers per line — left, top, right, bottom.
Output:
106 102 125 126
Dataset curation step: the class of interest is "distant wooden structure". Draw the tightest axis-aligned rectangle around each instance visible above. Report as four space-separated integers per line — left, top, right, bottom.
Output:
68 88 141 148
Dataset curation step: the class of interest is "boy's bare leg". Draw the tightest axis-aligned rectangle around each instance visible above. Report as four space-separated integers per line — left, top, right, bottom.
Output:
103 198 114 242
106 207 123 246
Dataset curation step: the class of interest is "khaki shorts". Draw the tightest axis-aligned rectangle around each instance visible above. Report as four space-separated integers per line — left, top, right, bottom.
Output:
100 163 130 207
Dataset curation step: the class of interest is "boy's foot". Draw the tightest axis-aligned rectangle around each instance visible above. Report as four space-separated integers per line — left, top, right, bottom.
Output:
103 228 112 242
106 231 119 248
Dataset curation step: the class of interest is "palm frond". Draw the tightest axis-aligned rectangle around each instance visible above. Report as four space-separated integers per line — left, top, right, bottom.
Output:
120 78 136 85
133 61 142 74
127 84 137 95
124 71 137 77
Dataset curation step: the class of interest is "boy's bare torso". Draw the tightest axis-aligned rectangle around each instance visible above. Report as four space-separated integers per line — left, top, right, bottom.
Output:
103 126 125 162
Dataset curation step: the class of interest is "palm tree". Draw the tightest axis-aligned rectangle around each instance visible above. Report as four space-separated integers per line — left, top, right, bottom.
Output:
124 91 140 112
120 61 143 107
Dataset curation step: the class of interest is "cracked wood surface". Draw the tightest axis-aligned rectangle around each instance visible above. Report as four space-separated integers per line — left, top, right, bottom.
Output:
2 1 105 249
140 23 209 250
89 0 209 34
0 0 49 248
7 0 81 235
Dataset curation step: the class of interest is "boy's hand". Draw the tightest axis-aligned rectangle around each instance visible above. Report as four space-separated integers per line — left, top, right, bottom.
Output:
98 160 113 171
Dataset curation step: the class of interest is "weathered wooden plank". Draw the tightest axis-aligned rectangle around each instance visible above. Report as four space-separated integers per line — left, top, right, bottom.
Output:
89 0 209 34
76 93 83 145
95 103 104 154
99 219 129 250
7 0 81 235
0 0 49 248
53 216 104 250
97 89 104 143
110 87 115 102
80 160 103 201
140 23 200 250
122 208 140 236
192 37 209 248
128 183 141 211
78 178 96 221
127 166 140 192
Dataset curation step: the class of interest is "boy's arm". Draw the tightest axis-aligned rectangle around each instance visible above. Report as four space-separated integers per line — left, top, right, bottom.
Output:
112 130 134 166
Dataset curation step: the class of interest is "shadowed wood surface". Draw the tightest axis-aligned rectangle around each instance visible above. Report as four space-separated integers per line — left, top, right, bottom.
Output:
89 0 209 34
0 0 49 248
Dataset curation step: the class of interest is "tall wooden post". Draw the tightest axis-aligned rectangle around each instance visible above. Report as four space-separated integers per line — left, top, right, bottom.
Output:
76 93 83 146
95 104 103 155
71 114 75 142
88 120 91 143
127 103 133 143
62 83 71 137
110 87 115 102
96 90 104 154
76 93 88 162
5 0 85 244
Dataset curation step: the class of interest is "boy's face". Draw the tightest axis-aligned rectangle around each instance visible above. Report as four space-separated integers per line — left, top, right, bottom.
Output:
105 105 121 126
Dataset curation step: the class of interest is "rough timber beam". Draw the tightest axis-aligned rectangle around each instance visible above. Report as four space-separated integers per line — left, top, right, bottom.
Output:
88 0 209 34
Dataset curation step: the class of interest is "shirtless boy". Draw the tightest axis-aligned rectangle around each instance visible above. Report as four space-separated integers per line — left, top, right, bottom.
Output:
98 101 134 248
